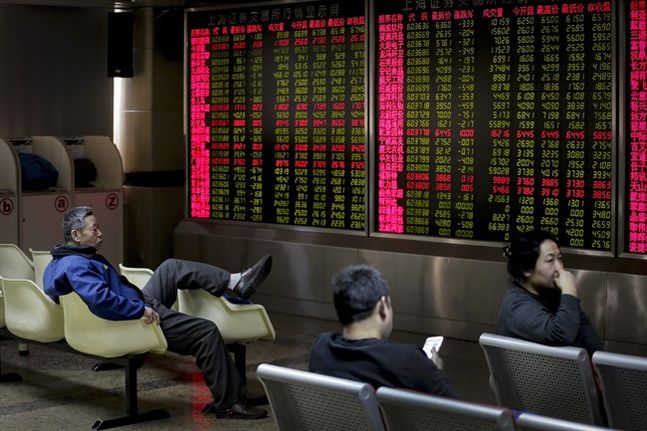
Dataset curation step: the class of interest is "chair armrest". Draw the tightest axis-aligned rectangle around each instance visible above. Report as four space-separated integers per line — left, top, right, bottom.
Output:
60 291 167 358
29 249 53 290
118 264 154 290
0 244 35 280
1 276 64 342
178 289 276 343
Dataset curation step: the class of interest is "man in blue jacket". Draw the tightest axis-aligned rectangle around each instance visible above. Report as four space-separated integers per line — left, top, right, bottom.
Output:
44 206 272 420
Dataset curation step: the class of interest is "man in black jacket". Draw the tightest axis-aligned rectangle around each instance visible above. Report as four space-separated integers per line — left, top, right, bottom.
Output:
309 264 458 398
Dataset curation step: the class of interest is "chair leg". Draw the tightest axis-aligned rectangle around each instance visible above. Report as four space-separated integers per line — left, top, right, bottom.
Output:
0 368 22 382
91 409 170 430
18 342 29 356
0 371 22 382
92 356 142 372
92 362 123 372
227 343 268 406
0 338 22 382
228 343 247 381
91 357 169 430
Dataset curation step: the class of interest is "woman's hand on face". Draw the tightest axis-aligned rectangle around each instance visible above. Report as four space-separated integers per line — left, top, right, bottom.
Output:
555 265 578 297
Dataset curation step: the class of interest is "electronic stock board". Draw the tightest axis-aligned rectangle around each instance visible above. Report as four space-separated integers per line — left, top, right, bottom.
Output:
188 1 366 230
375 0 613 251
186 0 630 254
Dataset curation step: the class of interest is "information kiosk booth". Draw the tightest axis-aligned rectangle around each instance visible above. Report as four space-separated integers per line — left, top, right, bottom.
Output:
0 138 20 245
67 136 124 265
18 136 73 253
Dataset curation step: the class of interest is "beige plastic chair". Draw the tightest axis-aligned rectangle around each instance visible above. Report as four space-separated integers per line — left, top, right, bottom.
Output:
120 263 275 392
178 289 276 394
0 283 21 382
29 248 53 290
0 244 34 280
30 255 166 356
0 244 37 352
1 244 37 327
59 291 167 358
32 252 167 355
118 264 154 289
118 264 178 311
119 263 276 343
60 291 170 428
178 289 276 344
0 275 64 342
0 290 4 328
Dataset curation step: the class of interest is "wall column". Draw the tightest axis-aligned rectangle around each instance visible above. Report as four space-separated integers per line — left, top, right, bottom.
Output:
113 7 184 268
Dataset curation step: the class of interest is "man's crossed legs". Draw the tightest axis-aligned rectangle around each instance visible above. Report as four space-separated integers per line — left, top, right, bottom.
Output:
141 256 272 420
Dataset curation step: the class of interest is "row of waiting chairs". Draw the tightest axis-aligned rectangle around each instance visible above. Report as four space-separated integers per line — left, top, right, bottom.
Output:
4 243 646 429
0 244 169 355
0 244 169 428
257 332 647 431
1 244 276 353
480 333 647 430
0 243 277 428
256 362 612 431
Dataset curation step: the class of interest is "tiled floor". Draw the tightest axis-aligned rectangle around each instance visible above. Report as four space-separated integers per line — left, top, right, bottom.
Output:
0 312 495 430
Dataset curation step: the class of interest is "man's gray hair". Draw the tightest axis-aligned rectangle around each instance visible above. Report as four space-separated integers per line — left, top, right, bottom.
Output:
63 206 93 243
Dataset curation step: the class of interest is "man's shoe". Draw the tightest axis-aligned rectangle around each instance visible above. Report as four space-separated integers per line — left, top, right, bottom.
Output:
202 402 267 420
233 255 272 300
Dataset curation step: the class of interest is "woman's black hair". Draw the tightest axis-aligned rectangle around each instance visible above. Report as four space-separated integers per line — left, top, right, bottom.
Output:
503 231 558 281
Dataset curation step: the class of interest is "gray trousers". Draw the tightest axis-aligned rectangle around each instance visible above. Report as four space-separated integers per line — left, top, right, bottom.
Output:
141 258 244 408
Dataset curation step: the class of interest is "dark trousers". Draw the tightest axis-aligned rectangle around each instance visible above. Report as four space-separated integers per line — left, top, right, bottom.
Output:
141 259 244 408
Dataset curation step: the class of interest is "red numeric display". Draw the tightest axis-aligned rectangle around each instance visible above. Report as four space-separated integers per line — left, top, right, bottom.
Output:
375 0 613 251
188 1 366 230
627 0 647 253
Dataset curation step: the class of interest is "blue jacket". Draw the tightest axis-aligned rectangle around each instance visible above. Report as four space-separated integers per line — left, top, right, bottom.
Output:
44 245 146 320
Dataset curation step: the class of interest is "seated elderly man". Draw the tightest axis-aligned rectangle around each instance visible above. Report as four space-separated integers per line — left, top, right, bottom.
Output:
309 264 458 398
44 206 272 420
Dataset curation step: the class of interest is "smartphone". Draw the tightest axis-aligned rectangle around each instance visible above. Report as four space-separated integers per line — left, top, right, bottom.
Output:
423 336 444 359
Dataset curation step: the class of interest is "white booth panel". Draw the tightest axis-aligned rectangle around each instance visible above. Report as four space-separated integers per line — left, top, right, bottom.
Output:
21 194 70 252
0 138 20 245
74 191 123 265
0 139 19 190
0 194 19 245
30 136 74 192
79 136 124 188
18 137 73 253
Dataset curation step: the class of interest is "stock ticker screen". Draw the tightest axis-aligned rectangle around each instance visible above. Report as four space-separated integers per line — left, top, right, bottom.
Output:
626 0 647 254
187 0 618 252
375 0 614 251
187 1 366 230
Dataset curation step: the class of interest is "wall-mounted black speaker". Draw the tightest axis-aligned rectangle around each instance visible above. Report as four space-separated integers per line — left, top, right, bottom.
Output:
107 12 134 77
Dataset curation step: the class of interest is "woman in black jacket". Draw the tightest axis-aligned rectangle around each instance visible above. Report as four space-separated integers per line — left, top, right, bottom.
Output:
496 230 603 355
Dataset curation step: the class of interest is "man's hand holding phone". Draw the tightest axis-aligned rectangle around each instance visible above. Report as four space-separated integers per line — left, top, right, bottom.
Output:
423 336 444 369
